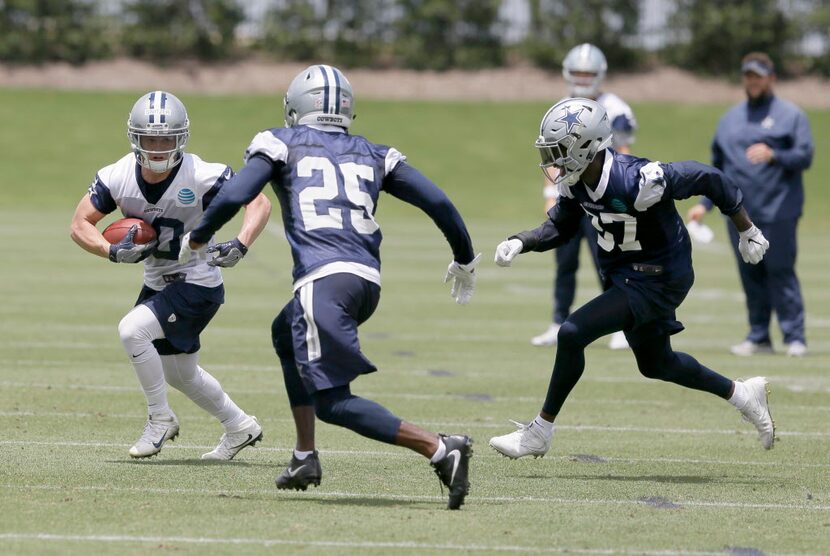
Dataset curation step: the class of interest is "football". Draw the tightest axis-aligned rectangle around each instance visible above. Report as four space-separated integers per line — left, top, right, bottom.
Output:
102 218 157 245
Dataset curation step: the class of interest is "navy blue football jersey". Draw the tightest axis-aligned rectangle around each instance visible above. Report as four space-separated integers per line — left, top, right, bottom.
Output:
521 150 743 281
244 126 404 282
191 124 472 285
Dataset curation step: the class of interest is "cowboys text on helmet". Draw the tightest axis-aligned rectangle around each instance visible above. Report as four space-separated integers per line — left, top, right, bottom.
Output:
284 65 355 129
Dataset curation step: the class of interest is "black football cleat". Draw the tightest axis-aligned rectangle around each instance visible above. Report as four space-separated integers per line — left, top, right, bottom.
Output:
431 434 473 510
276 450 322 491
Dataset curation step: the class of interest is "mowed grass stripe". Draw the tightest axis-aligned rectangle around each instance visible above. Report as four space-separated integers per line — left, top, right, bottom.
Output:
3 486 828 512
2 533 797 556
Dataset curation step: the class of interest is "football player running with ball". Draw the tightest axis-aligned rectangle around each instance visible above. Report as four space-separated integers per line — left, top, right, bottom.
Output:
70 91 272 460
180 65 478 510
489 98 775 460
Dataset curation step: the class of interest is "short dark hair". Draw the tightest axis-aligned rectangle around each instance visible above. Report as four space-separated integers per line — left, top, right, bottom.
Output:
741 52 775 75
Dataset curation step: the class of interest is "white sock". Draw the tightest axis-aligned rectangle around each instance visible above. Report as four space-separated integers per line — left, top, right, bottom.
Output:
728 380 749 409
119 305 171 417
161 353 247 431
294 449 314 461
429 438 447 463
532 415 554 434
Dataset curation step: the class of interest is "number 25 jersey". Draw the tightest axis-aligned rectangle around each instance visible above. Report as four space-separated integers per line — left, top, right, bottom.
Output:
244 125 405 287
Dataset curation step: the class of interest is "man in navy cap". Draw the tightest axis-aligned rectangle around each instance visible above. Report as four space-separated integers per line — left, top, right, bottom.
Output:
687 52 814 357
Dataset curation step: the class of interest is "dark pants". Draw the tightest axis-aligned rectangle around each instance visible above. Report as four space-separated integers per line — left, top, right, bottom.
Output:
271 273 401 445
553 216 602 324
726 218 805 345
542 286 732 418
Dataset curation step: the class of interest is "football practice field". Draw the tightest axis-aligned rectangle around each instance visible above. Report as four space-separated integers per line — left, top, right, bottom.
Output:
1 89 829 555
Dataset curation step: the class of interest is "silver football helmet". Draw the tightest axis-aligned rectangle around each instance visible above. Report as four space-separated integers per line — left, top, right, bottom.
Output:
535 98 613 186
562 43 607 98
284 64 354 129
127 91 189 173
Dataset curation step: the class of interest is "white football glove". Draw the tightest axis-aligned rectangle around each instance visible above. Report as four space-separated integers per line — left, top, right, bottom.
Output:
494 238 523 267
177 232 207 265
444 253 481 305
738 225 769 264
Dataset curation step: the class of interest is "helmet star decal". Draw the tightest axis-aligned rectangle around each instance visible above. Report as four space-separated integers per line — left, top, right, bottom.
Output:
556 107 584 134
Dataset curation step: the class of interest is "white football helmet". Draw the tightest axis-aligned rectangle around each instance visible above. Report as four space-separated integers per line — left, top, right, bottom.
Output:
284 64 355 129
562 43 607 98
127 91 189 173
535 98 613 186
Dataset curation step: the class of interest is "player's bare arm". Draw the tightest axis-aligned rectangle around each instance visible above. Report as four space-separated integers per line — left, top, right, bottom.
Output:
69 195 110 258
235 193 271 248
204 192 272 268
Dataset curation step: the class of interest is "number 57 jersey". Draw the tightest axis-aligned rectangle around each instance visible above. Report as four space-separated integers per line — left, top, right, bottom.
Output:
549 149 743 282
244 125 406 288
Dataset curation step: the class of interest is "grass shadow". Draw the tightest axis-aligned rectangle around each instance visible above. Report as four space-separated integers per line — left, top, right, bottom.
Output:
106 459 272 468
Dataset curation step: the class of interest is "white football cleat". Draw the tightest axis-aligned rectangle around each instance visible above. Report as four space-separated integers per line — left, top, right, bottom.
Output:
129 413 179 458
785 341 807 357
737 377 775 450
201 416 263 460
608 331 629 350
531 324 560 347
489 419 553 459
730 340 774 356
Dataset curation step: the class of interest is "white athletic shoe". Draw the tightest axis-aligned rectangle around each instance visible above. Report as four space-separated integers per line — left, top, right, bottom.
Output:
786 341 807 357
608 331 629 350
737 377 775 450
531 324 560 346
201 416 263 461
489 419 553 459
730 340 774 356
129 414 179 458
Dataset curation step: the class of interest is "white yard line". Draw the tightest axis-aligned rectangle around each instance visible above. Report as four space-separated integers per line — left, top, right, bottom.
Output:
2 439 830 468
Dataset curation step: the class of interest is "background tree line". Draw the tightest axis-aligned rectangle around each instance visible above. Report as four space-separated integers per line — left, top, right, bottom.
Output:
1 0 828 76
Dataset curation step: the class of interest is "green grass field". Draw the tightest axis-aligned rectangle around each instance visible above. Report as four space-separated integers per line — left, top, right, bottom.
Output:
1 89 828 555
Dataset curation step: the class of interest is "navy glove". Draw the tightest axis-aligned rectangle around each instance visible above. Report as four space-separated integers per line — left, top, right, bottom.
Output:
207 238 248 267
108 225 158 263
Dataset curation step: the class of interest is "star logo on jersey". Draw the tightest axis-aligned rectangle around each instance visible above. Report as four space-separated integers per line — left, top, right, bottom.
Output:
556 107 584 134
761 116 774 129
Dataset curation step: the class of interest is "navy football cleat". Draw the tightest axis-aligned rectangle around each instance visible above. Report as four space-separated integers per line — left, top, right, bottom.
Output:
276 450 322 491
431 434 473 510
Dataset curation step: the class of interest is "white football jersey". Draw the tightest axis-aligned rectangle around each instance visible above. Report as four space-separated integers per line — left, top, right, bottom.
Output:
89 153 233 290
596 92 637 148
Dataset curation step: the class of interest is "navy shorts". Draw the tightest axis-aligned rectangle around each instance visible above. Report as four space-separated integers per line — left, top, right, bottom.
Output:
607 270 694 348
135 281 224 355
290 273 380 393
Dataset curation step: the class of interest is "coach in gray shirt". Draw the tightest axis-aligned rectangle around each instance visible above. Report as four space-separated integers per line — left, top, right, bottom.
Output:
688 52 814 357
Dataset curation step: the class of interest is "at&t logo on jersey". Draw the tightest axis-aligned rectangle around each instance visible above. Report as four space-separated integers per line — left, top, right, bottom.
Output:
177 188 196 206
